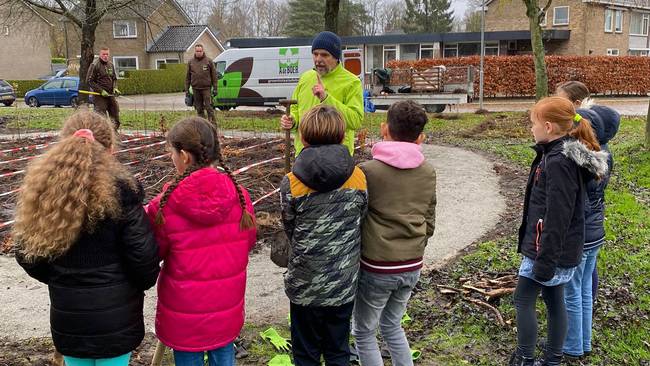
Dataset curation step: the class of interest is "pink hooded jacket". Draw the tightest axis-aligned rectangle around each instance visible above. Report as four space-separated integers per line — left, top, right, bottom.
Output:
145 167 256 351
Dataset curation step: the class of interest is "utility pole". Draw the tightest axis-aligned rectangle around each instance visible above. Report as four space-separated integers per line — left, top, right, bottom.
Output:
479 0 485 110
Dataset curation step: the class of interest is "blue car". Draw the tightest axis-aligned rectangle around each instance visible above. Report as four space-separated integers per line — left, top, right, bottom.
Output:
25 77 80 108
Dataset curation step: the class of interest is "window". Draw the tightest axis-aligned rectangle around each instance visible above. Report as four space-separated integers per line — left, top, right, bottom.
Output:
399 44 419 60
444 43 458 57
216 61 226 75
365 45 383 72
420 44 435 59
607 48 620 56
3 26 8 36
62 79 77 89
113 20 137 38
155 58 179 69
383 45 396 64
113 56 138 77
630 12 650 36
343 45 361 50
605 9 613 32
553 6 569 25
42 80 63 90
629 49 650 56
605 9 623 32
485 41 499 56
615 9 623 32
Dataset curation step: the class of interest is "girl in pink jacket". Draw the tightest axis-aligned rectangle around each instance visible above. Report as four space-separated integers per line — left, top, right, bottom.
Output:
145 117 256 366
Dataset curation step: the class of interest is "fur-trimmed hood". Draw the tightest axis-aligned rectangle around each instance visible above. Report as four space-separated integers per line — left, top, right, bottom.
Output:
562 139 609 179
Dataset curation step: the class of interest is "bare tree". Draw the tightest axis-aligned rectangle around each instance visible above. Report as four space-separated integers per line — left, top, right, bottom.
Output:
177 0 210 23
359 0 404 35
1 0 172 102
207 0 288 38
522 0 553 99
645 100 650 150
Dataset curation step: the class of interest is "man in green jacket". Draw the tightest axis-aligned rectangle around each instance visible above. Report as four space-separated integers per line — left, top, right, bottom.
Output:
280 31 363 156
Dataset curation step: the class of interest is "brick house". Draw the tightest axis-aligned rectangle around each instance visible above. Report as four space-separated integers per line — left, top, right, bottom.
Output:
147 25 224 69
0 3 53 79
485 0 650 56
64 0 223 76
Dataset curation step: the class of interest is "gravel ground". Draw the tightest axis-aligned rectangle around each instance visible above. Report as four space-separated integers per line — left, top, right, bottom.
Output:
0 143 505 338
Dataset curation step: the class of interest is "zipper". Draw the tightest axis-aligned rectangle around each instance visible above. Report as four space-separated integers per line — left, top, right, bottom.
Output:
535 218 544 256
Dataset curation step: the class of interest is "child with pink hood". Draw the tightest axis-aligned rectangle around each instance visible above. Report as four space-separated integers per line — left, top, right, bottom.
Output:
352 101 436 366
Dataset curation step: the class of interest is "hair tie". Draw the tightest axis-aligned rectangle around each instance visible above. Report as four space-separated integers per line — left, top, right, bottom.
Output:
73 129 95 142
572 114 582 128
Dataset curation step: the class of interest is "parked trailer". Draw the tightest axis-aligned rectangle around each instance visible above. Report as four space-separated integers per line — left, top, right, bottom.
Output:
366 66 474 113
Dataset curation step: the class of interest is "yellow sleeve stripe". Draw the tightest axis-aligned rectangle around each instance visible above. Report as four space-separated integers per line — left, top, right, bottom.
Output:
289 173 316 197
341 167 367 191
288 167 367 197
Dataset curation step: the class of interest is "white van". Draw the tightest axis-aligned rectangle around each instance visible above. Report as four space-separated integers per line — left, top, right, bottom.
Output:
212 46 363 110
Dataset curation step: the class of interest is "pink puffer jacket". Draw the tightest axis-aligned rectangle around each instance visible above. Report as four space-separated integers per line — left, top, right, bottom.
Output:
145 167 256 351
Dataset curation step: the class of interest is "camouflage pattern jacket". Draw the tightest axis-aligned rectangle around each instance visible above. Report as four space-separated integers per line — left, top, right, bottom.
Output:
280 144 367 307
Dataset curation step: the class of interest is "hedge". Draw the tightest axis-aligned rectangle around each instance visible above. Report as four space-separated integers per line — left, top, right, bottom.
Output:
7 80 45 97
387 55 650 97
51 58 67 64
117 63 187 95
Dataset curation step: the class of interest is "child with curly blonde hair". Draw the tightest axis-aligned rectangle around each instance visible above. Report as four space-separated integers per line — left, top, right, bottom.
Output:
14 110 160 366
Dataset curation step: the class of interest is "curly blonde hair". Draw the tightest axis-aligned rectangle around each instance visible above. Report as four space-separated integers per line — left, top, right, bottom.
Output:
14 111 134 261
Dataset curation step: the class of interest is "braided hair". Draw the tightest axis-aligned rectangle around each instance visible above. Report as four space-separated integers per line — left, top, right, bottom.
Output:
155 117 255 230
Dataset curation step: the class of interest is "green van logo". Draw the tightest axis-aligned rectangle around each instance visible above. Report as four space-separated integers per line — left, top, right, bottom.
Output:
279 47 299 75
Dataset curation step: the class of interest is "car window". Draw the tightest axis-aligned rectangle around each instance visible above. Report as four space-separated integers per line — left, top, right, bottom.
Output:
216 61 226 76
0 80 9 87
42 80 64 90
62 80 77 89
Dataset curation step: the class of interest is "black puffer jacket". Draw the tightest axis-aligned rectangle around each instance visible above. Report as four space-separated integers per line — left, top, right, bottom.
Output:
16 180 160 358
576 105 620 250
517 136 609 281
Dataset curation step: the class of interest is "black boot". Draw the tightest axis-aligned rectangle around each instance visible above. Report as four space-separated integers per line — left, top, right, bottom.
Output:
509 352 535 366
533 351 562 366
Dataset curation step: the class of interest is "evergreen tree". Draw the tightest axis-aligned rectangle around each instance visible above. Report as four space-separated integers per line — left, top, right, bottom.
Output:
284 0 324 37
402 0 454 33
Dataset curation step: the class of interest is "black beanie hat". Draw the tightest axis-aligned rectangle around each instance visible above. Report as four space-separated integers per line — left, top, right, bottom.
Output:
311 31 342 60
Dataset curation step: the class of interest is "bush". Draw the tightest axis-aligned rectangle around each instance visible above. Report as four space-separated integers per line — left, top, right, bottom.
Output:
117 64 187 95
51 57 66 64
387 55 650 97
7 80 45 97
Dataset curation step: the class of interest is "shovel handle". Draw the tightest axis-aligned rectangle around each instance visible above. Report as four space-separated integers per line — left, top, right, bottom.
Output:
279 99 297 174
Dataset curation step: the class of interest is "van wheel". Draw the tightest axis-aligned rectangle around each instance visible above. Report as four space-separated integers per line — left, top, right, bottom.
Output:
425 104 445 113
217 105 233 111
70 96 78 108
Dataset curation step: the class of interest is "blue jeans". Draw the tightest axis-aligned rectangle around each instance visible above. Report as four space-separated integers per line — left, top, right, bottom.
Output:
564 247 600 356
63 352 131 366
352 269 420 366
173 343 235 366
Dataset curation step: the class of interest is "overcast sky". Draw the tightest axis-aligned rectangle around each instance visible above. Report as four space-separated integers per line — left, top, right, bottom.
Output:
452 0 469 17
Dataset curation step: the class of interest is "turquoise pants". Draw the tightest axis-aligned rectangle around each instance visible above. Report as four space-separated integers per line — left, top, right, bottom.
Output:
63 352 131 366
